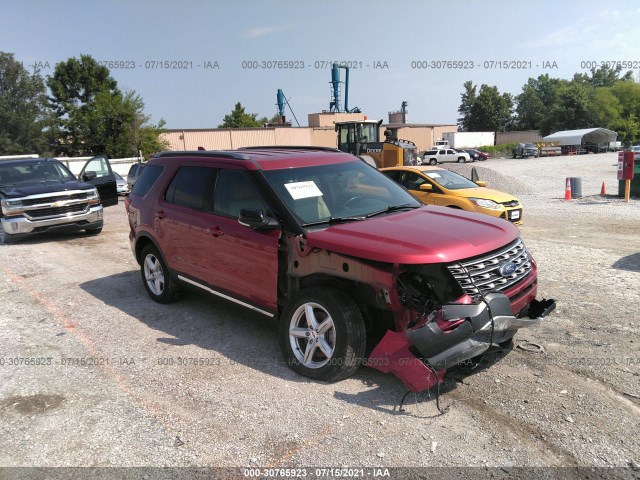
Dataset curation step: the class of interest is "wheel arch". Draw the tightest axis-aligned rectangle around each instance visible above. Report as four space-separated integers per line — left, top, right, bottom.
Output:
134 233 165 267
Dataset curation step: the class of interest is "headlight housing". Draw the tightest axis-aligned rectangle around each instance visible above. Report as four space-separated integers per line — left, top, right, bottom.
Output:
87 188 101 205
469 198 502 210
1 199 25 216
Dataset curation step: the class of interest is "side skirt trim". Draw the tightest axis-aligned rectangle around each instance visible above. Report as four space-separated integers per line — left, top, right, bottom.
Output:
177 275 274 318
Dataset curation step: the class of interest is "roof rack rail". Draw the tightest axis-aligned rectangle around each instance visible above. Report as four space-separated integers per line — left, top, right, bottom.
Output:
238 145 340 152
153 150 252 160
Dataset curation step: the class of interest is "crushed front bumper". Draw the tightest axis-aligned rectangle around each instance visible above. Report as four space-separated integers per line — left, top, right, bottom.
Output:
369 293 555 392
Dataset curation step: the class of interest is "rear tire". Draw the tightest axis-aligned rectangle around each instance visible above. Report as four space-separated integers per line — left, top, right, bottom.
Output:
140 244 181 303
280 288 366 382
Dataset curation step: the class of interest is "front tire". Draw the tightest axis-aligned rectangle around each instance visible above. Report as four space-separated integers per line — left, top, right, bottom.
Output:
85 226 102 235
428 158 437 165
0 223 14 245
280 289 366 382
140 245 181 303
458 157 466 163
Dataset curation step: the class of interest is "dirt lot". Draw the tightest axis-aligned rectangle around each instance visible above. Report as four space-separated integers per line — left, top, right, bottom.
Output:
0 153 638 478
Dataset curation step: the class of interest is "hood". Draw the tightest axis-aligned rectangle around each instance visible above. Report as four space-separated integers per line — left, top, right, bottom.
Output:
452 187 518 203
0 181 93 199
305 205 520 264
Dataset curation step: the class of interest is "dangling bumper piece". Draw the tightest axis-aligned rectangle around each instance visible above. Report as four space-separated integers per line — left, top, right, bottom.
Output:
369 293 555 392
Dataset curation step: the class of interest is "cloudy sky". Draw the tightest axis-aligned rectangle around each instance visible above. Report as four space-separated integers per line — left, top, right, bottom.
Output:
4 0 640 128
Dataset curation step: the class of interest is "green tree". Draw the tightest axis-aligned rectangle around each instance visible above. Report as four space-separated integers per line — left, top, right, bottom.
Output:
573 65 633 88
47 55 118 116
46 55 166 157
0 52 52 154
515 84 544 130
476 68 640 139
457 81 477 131
47 55 120 155
590 87 622 126
608 81 640 141
257 113 286 125
513 75 566 131
539 82 594 136
218 102 263 128
610 81 640 118
75 90 168 157
467 85 513 132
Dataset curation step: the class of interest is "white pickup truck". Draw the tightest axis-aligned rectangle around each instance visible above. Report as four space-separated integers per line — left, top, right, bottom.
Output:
422 148 471 165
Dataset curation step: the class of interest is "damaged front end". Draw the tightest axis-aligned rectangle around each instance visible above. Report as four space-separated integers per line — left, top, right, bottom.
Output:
369 266 556 393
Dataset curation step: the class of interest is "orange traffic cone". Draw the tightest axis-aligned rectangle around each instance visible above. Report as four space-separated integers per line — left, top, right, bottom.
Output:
564 178 572 201
600 181 606 196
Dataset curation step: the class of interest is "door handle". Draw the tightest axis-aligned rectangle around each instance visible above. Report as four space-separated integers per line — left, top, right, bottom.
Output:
155 210 166 219
207 226 224 237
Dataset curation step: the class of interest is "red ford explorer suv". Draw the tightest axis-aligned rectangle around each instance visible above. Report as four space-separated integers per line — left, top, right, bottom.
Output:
125 147 554 392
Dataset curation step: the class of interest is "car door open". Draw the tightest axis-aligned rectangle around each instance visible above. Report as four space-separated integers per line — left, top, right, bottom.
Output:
78 155 118 207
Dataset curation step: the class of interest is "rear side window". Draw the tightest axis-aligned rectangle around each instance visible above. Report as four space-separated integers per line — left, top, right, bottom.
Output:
165 166 217 210
132 165 163 196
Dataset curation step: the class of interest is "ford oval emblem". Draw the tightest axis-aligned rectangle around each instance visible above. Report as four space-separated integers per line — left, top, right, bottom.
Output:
499 261 517 277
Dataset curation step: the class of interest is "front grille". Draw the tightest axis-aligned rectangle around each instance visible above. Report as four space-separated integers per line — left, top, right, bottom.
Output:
21 192 88 206
447 238 532 297
27 203 88 218
500 200 519 207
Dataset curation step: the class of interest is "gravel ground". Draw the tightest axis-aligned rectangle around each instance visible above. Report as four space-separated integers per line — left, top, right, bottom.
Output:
0 153 639 479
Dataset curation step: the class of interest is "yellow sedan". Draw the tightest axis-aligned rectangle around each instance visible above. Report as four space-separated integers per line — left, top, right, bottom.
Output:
380 166 523 224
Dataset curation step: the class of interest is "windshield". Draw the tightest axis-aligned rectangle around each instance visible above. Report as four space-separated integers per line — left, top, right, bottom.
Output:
357 123 378 143
263 160 420 225
0 160 76 188
424 169 479 190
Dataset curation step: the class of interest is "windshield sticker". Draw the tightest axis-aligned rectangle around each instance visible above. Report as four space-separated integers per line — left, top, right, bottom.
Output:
284 181 323 200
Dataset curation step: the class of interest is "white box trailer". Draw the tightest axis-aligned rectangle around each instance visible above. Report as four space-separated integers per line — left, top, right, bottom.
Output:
442 132 495 149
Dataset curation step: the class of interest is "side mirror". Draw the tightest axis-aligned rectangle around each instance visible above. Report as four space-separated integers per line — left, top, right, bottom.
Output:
475 181 487 187
239 208 280 230
83 171 97 181
419 183 433 191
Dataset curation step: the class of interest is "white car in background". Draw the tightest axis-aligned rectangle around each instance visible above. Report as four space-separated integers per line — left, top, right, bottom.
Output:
421 148 471 165
114 172 129 195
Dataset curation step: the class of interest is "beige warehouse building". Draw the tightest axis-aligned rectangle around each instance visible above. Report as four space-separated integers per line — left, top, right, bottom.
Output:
162 112 457 153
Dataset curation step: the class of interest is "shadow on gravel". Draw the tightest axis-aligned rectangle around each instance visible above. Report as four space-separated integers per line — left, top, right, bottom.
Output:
0 229 103 246
79 271 518 414
79 271 411 412
79 270 298 378
612 252 640 272
333 344 515 416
